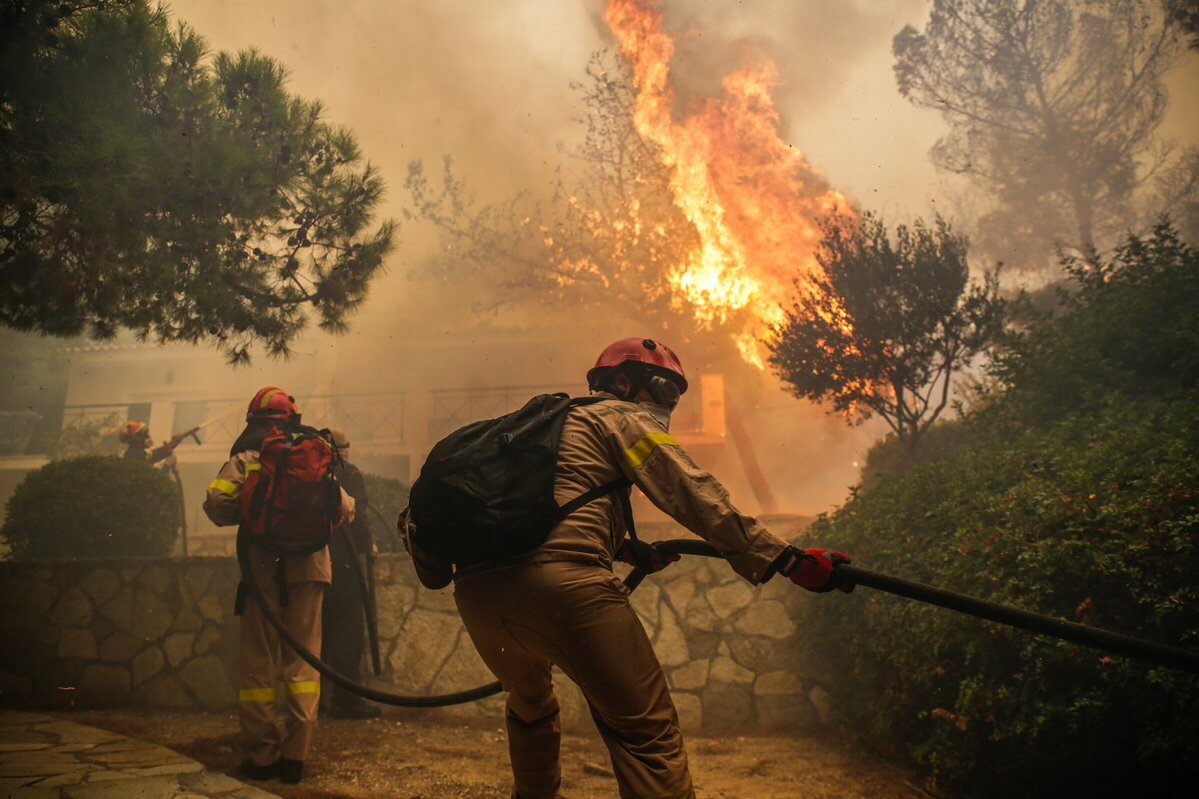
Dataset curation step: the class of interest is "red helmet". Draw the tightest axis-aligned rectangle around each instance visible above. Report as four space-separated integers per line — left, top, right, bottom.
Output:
587 338 687 393
118 421 148 443
246 386 299 421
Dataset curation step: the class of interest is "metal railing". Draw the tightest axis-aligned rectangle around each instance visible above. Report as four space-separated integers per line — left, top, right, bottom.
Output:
427 384 567 439
299 393 406 446
173 394 406 451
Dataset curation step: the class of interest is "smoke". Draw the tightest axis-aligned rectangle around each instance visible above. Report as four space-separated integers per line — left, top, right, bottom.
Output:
11 1 1196 516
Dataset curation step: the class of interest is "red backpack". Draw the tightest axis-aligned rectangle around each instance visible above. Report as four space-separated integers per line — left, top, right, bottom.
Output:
241 426 342 554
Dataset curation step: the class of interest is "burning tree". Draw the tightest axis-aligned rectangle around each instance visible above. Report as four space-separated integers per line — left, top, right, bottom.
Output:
403 52 699 325
894 0 1194 270
405 0 851 370
767 213 1007 457
0 0 395 363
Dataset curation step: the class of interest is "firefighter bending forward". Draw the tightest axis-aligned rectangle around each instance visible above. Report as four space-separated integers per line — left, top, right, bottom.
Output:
402 339 852 799
202 387 355 785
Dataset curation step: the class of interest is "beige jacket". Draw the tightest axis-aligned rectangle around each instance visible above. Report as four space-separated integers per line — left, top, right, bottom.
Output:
203 449 355 586
402 393 788 586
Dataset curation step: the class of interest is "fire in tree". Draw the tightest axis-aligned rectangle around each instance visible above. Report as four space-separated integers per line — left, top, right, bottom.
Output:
406 0 853 371
603 0 853 367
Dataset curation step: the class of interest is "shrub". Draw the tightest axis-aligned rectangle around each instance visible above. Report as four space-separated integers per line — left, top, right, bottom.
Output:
802 397 1199 794
1 456 179 559
799 225 1199 795
988 221 1199 422
362 473 409 552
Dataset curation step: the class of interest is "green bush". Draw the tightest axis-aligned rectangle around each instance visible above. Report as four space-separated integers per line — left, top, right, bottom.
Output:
988 221 1199 423
362 473 409 552
1 456 179 559
800 225 1199 795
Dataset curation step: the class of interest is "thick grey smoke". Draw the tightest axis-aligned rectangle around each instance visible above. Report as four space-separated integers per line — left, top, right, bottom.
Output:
7 0 1196 517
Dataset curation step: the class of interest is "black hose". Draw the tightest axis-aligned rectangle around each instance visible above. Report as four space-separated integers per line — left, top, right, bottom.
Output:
837 563 1199 674
236 532 651 707
337 528 383 676
239 535 1199 711
652 539 1199 675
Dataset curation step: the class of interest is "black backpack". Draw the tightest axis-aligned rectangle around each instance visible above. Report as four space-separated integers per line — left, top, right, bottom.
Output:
409 393 635 566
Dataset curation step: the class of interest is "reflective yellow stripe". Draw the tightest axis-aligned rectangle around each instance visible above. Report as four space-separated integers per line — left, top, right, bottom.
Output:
208 478 241 498
239 687 276 703
624 432 680 469
288 681 320 697
258 389 285 409
244 462 261 473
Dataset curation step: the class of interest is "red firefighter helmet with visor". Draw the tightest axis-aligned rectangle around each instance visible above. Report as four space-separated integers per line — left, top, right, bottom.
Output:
246 386 300 422
587 338 688 402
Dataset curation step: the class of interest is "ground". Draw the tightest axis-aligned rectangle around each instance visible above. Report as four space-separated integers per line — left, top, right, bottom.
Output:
66 708 923 799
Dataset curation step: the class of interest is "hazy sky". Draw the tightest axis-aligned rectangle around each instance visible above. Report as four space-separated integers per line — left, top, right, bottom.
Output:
167 0 958 283
171 0 1198 291
129 1 1199 511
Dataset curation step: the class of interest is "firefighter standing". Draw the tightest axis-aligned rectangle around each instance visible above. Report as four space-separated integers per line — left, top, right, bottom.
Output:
320 427 381 720
402 338 852 799
202 387 355 785
118 421 178 465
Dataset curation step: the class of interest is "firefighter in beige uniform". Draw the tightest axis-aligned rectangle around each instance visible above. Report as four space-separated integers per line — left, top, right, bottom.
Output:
203 386 355 785
402 339 853 799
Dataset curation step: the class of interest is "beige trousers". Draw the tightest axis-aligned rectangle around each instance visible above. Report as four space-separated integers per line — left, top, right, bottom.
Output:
455 561 695 799
239 581 325 765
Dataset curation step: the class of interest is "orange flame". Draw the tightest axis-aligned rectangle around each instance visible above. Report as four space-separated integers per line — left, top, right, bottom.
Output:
604 0 853 367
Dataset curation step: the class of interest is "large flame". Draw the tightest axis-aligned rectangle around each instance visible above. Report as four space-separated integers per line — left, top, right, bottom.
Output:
604 0 852 367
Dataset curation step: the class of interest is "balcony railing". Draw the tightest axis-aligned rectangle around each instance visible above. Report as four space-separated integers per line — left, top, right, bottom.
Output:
0 394 406 459
427 385 566 440
176 394 406 451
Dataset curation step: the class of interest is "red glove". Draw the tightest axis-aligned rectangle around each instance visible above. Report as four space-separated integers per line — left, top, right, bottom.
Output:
779 547 854 593
617 541 681 573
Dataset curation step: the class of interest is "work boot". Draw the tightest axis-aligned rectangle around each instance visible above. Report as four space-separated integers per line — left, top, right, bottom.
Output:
275 758 305 784
237 760 278 782
327 700 382 720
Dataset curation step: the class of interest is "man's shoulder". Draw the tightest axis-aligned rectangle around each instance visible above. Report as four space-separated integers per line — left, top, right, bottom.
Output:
570 395 639 418
568 396 664 436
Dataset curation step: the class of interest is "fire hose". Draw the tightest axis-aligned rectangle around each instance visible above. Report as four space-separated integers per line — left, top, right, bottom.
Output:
335 527 383 676
237 535 1199 712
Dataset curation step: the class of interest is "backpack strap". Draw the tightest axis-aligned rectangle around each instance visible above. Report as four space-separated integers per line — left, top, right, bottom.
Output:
556 478 653 572
557 477 628 518
557 395 652 569
613 484 653 572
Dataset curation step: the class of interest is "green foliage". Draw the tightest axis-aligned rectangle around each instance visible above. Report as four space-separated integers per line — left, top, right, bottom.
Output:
768 212 1005 457
988 221 1199 422
1166 0 1199 50
2 455 179 559
362 473 409 552
800 223 1199 794
0 0 395 363
857 417 978 490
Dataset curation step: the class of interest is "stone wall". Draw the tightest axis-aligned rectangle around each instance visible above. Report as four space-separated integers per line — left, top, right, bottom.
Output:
1 528 833 733
0 558 241 711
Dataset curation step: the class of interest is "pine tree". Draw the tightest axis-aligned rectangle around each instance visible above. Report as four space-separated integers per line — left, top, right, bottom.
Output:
0 1 395 362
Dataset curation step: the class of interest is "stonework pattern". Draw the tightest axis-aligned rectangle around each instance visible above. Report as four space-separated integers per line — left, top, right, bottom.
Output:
1 525 833 734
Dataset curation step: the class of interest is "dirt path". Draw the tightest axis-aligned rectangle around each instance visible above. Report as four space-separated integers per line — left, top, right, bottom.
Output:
64 708 922 799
